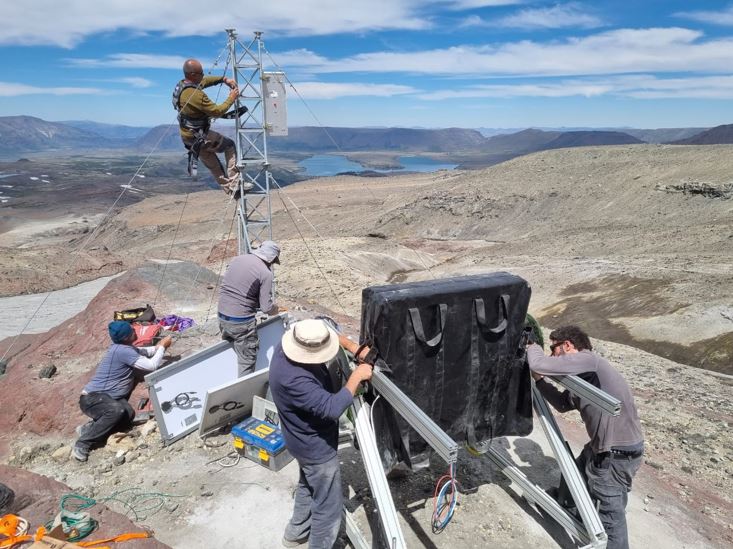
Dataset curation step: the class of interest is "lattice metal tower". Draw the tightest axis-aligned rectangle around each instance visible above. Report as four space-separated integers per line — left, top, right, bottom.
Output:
226 29 286 255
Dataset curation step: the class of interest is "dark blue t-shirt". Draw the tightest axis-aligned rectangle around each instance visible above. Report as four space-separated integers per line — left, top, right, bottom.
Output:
268 343 352 464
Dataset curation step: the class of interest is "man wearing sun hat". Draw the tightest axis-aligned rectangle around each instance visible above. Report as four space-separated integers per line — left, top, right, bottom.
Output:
72 321 172 462
218 240 281 376
269 319 373 548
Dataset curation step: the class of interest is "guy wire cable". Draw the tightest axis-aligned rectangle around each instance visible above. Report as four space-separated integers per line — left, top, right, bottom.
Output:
204 206 238 323
167 196 237 326
151 192 189 308
262 47 380 203
0 46 231 364
274 188 349 317
91 49 232 259
80 44 231 256
272 176 434 292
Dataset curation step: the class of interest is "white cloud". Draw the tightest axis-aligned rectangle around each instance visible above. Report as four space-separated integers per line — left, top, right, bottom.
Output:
675 5 733 26
266 49 331 68
67 54 188 69
291 81 417 99
495 3 603 30
117 77 154 88
419 81 611 99
279 28 733 77
0 1 433 48
418 74 733 100
445 0 524 9
0 82 104 96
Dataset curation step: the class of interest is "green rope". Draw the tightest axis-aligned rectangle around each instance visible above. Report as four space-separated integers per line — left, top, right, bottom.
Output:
525 313 545 349
60 489 186 522
44 508 98 542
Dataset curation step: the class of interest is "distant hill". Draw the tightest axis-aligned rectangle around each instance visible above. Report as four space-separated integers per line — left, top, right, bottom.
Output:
540 130 643 150
624 128 708 144
0 116 114 154
267 126 488 153
1 115 722 165
671 124 733 144
60 120 152 139
133 124 188 151
483 128 561 154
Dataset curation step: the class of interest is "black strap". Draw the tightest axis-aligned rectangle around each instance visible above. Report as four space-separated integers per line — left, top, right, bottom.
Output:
474 295 509 335
221 105 249 119
408 303 447 348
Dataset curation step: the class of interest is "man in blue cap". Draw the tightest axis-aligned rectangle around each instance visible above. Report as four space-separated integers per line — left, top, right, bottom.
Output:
218 240 281 376
73 321 172 462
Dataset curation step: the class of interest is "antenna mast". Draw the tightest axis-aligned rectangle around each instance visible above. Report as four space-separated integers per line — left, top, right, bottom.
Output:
226 29 288 254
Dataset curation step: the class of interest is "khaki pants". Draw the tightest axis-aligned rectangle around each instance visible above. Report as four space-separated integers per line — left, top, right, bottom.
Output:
184 129 238 190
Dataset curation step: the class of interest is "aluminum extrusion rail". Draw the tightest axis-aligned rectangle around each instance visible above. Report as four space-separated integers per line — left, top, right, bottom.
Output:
351 394 407 549
553 375 622 416
343 507 370 549
531 382 608 547
371 369 459 466
486 447 592 544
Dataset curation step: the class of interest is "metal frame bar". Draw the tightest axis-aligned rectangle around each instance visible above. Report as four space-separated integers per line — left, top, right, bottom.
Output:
226 29 273 254
343 506 370 549
554 375 621 416
371 369 459 465
531 382 606 546
351 394 407 549
485 382 608 548
485 446 592 543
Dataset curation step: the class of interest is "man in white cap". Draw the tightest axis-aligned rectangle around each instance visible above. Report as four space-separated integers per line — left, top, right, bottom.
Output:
218 240 280 376
269 319 373 548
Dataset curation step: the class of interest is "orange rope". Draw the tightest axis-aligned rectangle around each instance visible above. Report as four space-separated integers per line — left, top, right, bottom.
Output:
77 531 151 546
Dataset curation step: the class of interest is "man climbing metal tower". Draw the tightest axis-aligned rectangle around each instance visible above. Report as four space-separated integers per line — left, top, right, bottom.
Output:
172 58 252 196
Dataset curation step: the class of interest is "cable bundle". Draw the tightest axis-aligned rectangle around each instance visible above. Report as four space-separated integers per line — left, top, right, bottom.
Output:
431 463 459 533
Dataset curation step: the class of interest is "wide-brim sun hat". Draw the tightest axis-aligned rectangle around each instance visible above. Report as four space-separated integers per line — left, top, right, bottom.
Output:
282 319 340 364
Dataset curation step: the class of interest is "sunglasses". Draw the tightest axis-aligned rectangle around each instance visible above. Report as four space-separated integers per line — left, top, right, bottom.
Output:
550 341 565 354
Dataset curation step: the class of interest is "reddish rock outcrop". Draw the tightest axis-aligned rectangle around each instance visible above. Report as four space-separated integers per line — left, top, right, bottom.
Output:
0 465 170 548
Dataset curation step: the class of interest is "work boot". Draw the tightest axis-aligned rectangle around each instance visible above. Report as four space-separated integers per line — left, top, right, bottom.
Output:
227 178 254 193
72 444 90 462
281 536 308 547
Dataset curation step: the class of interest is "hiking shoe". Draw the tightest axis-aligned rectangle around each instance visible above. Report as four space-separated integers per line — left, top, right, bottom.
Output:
75 421 93 438
282 536 308 547
72 444 90 462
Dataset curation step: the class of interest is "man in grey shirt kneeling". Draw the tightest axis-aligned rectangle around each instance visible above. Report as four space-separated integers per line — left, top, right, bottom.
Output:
527 325 644 549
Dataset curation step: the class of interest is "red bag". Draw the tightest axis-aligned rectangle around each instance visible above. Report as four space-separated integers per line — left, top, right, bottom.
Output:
131 322 161 346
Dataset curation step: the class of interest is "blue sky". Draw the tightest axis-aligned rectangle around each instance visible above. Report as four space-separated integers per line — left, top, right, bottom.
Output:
4 1 733 128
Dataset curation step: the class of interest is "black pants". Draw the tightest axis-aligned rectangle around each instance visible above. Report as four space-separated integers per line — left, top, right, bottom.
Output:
77 392 134 451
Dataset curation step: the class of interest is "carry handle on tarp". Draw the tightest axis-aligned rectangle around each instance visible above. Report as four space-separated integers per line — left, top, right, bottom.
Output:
408 303 447 348
474 294 510 335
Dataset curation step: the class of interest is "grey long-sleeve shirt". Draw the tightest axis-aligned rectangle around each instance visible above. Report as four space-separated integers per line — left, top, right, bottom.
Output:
218 254 275 317
527 344 644 453
83 344 165 399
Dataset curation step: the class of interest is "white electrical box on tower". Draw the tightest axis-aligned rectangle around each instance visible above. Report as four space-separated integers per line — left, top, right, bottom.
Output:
225 29 287 255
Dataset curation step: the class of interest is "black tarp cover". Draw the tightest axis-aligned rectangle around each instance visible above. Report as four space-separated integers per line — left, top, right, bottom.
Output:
360 272 533 470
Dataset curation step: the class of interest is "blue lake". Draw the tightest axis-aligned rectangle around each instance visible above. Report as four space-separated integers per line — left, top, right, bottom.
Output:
299 155 457 177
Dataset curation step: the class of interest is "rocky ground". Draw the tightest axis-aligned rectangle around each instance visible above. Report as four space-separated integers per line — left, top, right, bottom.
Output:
1 143 732 547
